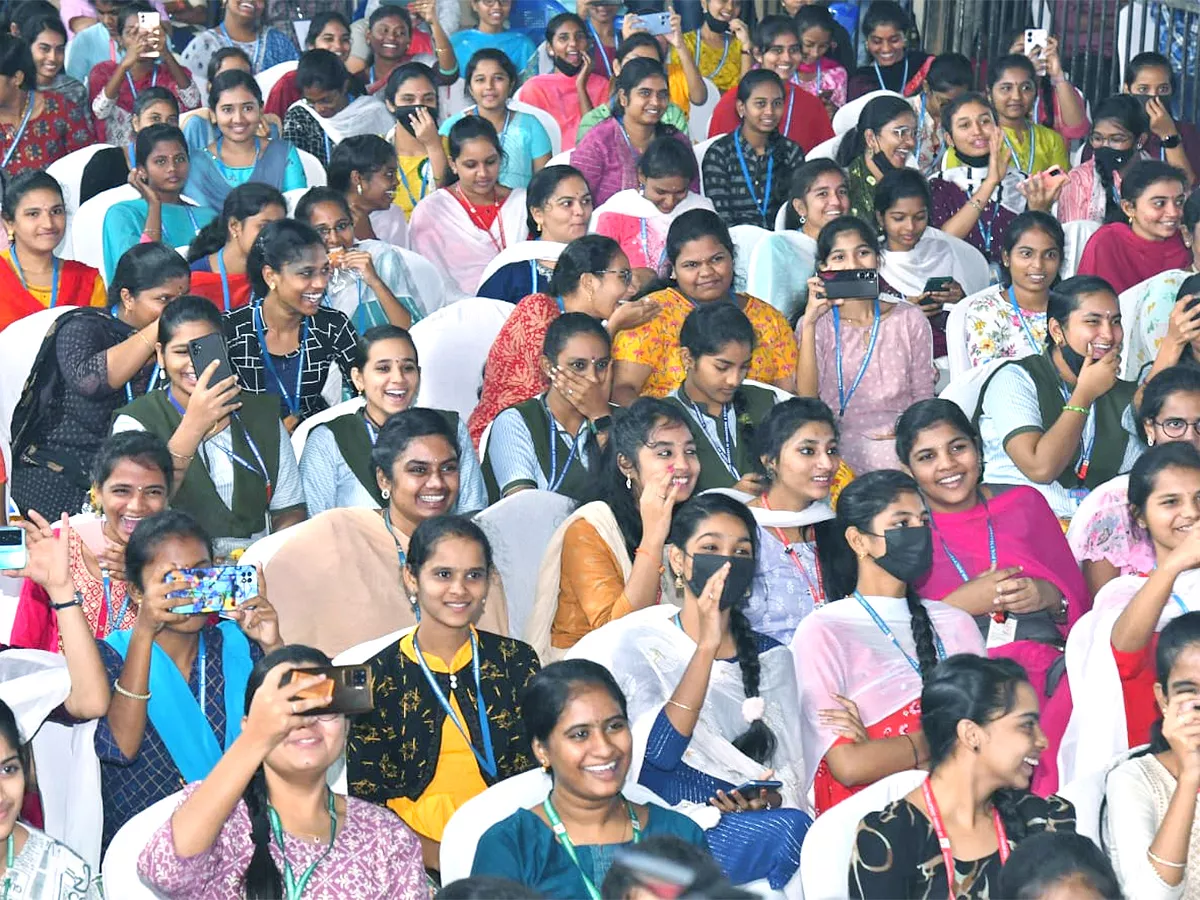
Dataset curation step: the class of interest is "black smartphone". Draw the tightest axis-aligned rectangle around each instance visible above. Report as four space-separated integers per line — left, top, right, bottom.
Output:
923 276 955 294
280 664 375 716
187 332 237 388
819 268 879 300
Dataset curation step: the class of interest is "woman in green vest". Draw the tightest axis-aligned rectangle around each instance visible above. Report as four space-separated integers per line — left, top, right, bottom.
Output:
112 296 307 560
297 324 487 516
665 301 779 493
482 313 615 504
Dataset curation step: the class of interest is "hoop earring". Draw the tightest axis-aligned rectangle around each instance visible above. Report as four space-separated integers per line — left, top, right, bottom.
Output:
797 214 806 225
381 488 390 500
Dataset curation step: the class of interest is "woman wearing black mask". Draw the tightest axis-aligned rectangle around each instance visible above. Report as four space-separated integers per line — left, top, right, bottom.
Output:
835 94 917 225
791 470 985 816
1058 95 1151 226
976 274 1143 521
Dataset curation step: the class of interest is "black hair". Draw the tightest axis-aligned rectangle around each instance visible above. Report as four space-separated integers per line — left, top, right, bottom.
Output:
996 831 1123 900
133 123 187 169
446 115 502 182
1044 275 1117 350
836 94 914 167
521 659 627 749
0 32 34 90
679 301 755 360
894 397 978 466
783 160 847 231
548 234 623 298
1092 93 1151 141
1185 188 1200 233
601 397 691 555
1172 273 1200 367
353 323 417 371
109 241 191 305
926 52 972 92
822 471 940 680
873 168 931 223
861 0 910 37
241 643 333 899
544 12 585 46
543 311 611 362
464 48 517 103
753 14 800 51
0 698 25 781
246 219 325 298
1120 158 1188 204
206 47 252 93
669 494 775 764
90 430 173 495
611 56 669 119
306 10 350 46
406 514 493 574
736 68 784 108
921 654 1034 838
188 182 286 262
10 1 58 38
437 878 544 900
665 208 734 267
1139 365 1200 440
987 53 1036 90
206 68 262 112
156 294 223 347
999 210 1064 288
125 510 212 594
1125 51 1174 90
133 86 180 120
115 1 154 39
794 5 836 39
939 90 994 139
369 2 411 31
19 11 66 48
295 48 349 94
327 134 394 194
525 164 588 235
383 61 437 115
295 185 352 225
601 836 729 900
815 215 879 265
1128 441 1200 523
371 407 458 479
1144 611 1200 756
638 135 698 183
0 170 61 220
615 31 664 64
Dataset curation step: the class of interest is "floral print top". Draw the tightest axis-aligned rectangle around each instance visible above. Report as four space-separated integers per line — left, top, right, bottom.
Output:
964 285 1048 368
1065 473 1156 576
1123 267 1195 381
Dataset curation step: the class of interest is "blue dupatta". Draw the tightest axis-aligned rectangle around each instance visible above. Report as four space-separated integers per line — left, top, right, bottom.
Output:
105 621 254 783
184 139 293 211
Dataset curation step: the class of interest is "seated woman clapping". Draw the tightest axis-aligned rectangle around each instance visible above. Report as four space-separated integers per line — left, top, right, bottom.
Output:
138 645 427 899
472 660 709 898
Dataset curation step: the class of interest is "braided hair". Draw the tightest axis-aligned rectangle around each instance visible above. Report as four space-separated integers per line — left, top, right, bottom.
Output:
668 494 776 765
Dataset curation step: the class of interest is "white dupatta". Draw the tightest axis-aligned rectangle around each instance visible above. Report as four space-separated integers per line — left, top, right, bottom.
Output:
790 594 984 793
938 162 1027 216
590 189 714 276
880 226 992 299
1058 569 1200 786
287 94 397 146
706 488 835 530
566 605 810 815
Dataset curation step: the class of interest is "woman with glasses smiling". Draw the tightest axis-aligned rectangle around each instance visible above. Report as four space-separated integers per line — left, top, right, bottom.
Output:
835 94 917 226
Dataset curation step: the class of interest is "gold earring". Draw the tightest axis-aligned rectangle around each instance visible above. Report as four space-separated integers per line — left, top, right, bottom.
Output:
675 574 684 590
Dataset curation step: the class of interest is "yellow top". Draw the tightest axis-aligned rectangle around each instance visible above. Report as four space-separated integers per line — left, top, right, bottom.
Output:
2 248 107 310
386 628 488 842
674 30 743 93
392 154 434 216
945 122 1070 176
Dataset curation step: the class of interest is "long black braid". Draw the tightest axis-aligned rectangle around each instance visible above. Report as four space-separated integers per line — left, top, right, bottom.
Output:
242 768 284 899
728 605 777 764
904 586 941 682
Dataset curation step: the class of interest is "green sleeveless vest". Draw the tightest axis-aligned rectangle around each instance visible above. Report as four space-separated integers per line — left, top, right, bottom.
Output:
482 398 597 504
666 384 779 492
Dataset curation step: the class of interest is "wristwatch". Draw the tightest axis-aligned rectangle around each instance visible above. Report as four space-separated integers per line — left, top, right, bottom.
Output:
50 592 84 611
589 415 613 434
1161 134 1183 149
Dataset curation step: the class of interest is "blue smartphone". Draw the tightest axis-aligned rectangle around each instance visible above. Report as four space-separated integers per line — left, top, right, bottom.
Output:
0 527 25 571
166 565 259 615
731 779 783 799
637 11 673 35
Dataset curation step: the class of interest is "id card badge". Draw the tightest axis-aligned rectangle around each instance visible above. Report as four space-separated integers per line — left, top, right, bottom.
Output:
986 615 1017 649
1067 487 1090 507
294 20 311 46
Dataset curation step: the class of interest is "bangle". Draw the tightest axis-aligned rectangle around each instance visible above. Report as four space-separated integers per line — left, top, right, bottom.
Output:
1050 74 1068 86
136 330 155 351
1148 848 1187 869
634 546 665 574
667 699 695 712
1062 404 1089 415
113 680 151 702
169 450 193 462
968 198 984 213
50 592 83 611
903 732 920 767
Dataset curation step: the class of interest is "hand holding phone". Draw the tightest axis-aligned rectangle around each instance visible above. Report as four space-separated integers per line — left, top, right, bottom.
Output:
0 526 27 572
166 565 259 614
280 664 375 715
137 11 161 58
922 276 954 295
731 779 783 799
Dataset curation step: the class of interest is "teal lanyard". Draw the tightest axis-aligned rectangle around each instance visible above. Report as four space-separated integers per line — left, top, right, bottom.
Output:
0 832 13 898
216 248 231 312
10 249 58 308
267 791 337 900
543 795 641 900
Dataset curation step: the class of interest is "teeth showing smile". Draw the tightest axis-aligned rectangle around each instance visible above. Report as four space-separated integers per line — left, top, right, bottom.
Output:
1023 756 1039 767
418 493 447 504
936 474 964 488
584 761 618 772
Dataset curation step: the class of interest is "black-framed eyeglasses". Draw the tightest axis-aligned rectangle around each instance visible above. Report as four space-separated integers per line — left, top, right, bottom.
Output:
313 220 354 239
1154 418 1200 439
594 268 633 286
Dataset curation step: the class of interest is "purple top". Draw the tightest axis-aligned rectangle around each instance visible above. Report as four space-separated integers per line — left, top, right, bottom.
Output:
138 784 428 900
571 118 697 208
929 176 1017 265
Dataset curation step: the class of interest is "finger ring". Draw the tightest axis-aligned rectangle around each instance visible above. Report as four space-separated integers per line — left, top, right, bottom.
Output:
567 389 574 395
290 701 297 714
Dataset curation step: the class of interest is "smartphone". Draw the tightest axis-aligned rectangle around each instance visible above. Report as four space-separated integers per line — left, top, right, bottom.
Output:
1043 164 1066 180
637 11 673 36
187 332 237 389
0 527 26 571
137 11 161 58
731 779 784 799
166 565 259 614
280 665 375 715
1024 28 1048 57
923 276 955 294
819 268 879 301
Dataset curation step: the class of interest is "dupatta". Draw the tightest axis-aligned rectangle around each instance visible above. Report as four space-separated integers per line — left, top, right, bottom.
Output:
879 226 990 298
105 621 252 783
184 138 293 212
591 189 713 276
286 95 396 154
189 269 253 312
0 255 99 332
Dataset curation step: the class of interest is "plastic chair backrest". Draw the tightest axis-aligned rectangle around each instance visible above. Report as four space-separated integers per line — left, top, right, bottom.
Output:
945 290 972 379
101 790 183 899
396 247 449 316
1058 746 1145 845
938 357 1009 418
832 89 906 135
46 145 118 218
296 148 329 187
68 184 139 277
688 77 721 142
729 224 772 293
409 298 515 420
805 133 842 161
694 136 721 194
290 396 365 459
774 202 790 232
1060 219 1101 280
546 148 573 168
255 59 298 98
440 768 555 882
509 98 563 156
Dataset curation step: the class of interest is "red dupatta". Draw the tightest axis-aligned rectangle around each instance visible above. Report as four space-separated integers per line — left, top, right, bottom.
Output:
0 255 99 333
189 270 253 312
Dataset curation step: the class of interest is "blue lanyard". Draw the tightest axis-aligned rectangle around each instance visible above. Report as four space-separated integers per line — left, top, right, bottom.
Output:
411 628 497 778
216 248 231 312
253 304 308 417
220 23 264 71
353 278 367 333
854 591 946 675
397 159 430 207
931 503 997 583
196 630 207 719
833 297 881 417
874 56 909 93
529 259 540 295
694 31 731 76
783 85 796 136
322 131 331 165
1173 592 1189 614
124 63 159 101
10 250 58 308
543 398 585 492
587 21 613 78
1056 381 1095 481
102 572 132 633
1007 286 1041 354
167 390 273 495
1 93 35 169
361 408 380 444
382 508 408 571
553 294 565 313
678 388 739 478
615 119 641 163
467 105 511 142
976 188 1001 253
163 204 201 249
914 92 927 164
124 365 161 403
1002 127 1036 177
127 142 136 168
638 218 668 272
734 134 774 226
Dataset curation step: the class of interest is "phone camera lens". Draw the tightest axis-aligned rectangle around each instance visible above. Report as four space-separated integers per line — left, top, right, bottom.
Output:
352 669 367 687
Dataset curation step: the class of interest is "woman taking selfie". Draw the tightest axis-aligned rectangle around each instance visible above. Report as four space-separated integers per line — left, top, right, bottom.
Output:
186 182 287 312
139 643 426 898
348 516 541 871
472 660 707 897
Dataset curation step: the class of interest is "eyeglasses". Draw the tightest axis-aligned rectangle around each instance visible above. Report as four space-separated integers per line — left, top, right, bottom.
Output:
1154 417 1200 439
313 220 354 239
1089 133 1134 148
595 268 633 286
886 126 914 141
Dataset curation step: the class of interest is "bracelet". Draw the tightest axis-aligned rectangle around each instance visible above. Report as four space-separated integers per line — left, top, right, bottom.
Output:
903 732 920 767
50 592 83 611
1147 848 1187 869
1062 404 1089 415
136 330 155 351
968 198 984 213
667 699 695 712
113 680 151 702
169 450 194 463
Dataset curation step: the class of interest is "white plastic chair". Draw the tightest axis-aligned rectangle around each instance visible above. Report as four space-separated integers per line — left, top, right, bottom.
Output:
45 144 119 219
1060 219 1101 280
546 149 573 168
409 298 514 420
688 77 721 143
694 135 721 195
255 60 298 99
283 187 308 215
68 184 138 277
297 148 329 187
938 357 1009 418
290 396 365 459
0 306 77 443
745 232 816 321
804 133 842 162
476 240 566 293
509 98 563 157
473 490 577 639
101 790 181 898
1118 278 1147 380
798 769 926 900
438 81 473 123
729 224 772 294
944 290 972 379
1058 746 1145 845
744 378 795 401
773 203 791 232
397 246 449 316
831 89 905 135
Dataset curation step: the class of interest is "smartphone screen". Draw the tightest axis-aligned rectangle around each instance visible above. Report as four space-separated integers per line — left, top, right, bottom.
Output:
0 527 26 571
167 565 259 615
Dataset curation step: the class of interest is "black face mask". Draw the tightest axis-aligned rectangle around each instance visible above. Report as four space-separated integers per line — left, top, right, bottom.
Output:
871 150 898 175
392 104 436 135
686 554 757 610
552 54 584 77
1058 341 1088 376
956 150 990 168
869 526 933 585
1093 146 1131 180
703 12 730 34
